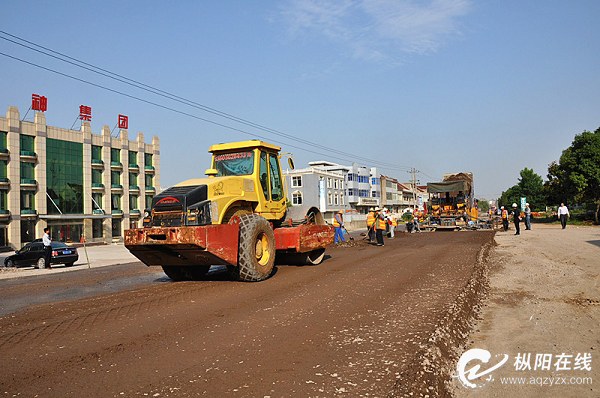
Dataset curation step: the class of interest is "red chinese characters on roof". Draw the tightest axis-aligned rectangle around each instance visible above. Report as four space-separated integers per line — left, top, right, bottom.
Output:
79 105 92 121
118 114 128 129
31 94 47 112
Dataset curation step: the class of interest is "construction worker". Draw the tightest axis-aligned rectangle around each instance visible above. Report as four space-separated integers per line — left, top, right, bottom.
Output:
501 206 509 231
389 216 397 238
366 207 376 242
413 210 421 232
375 208 386 246
333 210 345 243
511 203 521 235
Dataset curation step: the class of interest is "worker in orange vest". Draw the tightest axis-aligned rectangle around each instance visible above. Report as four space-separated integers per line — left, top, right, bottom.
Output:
366 208 376 243
375 207 386 246
389 216 397 239
501 206 509 231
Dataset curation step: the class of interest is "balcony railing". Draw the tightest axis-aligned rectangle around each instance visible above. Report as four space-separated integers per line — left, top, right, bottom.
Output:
93 209 105 215
129 185 140 191
128 163 139 169
92 183 104 188
111 184 123 189
144 165 155 172
20 150 37 157
20 209 37 215
92 159 104 166
111 209 123 215
145 186 155 192
20 178 37 185
110 161 123 168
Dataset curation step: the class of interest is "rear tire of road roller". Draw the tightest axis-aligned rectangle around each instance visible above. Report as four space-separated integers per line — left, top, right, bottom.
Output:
229 214 275 282
162 265 210 281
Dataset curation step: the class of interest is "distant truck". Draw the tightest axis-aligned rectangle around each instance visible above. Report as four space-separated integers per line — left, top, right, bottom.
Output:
124 140 334 282
427 172 475 230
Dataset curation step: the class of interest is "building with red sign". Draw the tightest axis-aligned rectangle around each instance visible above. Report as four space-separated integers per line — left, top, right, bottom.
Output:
0 105 160 249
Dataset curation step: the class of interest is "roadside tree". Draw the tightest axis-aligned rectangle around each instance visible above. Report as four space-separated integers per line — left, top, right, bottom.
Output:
499 168 544 211
545 128 600 224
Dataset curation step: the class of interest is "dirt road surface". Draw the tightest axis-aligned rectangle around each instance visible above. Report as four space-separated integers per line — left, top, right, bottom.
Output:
451 224 599 397
0 231 493 397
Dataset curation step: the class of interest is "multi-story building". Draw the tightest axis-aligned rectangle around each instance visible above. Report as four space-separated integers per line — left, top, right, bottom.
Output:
380 175 401 212
283 161 382 222
0 106 160 249
284 162 346 222
305 161 381 213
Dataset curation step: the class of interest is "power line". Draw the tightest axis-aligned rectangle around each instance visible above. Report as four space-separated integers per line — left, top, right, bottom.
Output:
0 30 411 172
0 50 412 172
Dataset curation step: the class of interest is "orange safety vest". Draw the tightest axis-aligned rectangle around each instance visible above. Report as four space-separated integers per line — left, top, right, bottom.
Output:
502 210 508 219
391 218 397 227
376 217 387 230
366 212 375 227
333 214 342 227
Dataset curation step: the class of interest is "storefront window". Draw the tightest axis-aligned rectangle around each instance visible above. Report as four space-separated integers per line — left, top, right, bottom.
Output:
93 219 104 239
112 218 121 237
46 139 83 214
20 220 35 243
49 223 82 243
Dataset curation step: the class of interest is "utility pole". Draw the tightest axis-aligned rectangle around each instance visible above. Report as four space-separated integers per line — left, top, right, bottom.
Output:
408 168 419 210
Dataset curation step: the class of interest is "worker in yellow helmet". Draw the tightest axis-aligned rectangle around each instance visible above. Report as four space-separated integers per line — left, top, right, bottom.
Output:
375 207 386 246
366 207 376 243
333 210 345 243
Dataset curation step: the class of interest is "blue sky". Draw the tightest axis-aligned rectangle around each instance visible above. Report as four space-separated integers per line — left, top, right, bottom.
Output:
2 0 600 200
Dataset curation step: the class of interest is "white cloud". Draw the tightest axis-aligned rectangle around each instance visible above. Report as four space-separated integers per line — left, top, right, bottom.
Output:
279 0 471 63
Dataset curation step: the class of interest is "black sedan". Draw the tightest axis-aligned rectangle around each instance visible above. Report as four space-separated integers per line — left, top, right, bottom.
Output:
4 241 78 269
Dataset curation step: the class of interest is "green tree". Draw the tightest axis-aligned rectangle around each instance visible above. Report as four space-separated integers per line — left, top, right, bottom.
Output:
499 168 545 211
517 168 544 211
545 128 600 223
499 185 522 209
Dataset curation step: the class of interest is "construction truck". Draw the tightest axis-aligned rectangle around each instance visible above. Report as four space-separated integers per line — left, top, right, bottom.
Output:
426 172 475 230
124 140 334 282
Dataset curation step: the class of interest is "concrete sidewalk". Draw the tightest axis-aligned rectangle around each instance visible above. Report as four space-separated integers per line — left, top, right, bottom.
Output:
0 243 139 280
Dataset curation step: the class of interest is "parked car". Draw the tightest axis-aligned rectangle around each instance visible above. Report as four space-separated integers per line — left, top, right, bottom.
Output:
4 240 78 269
